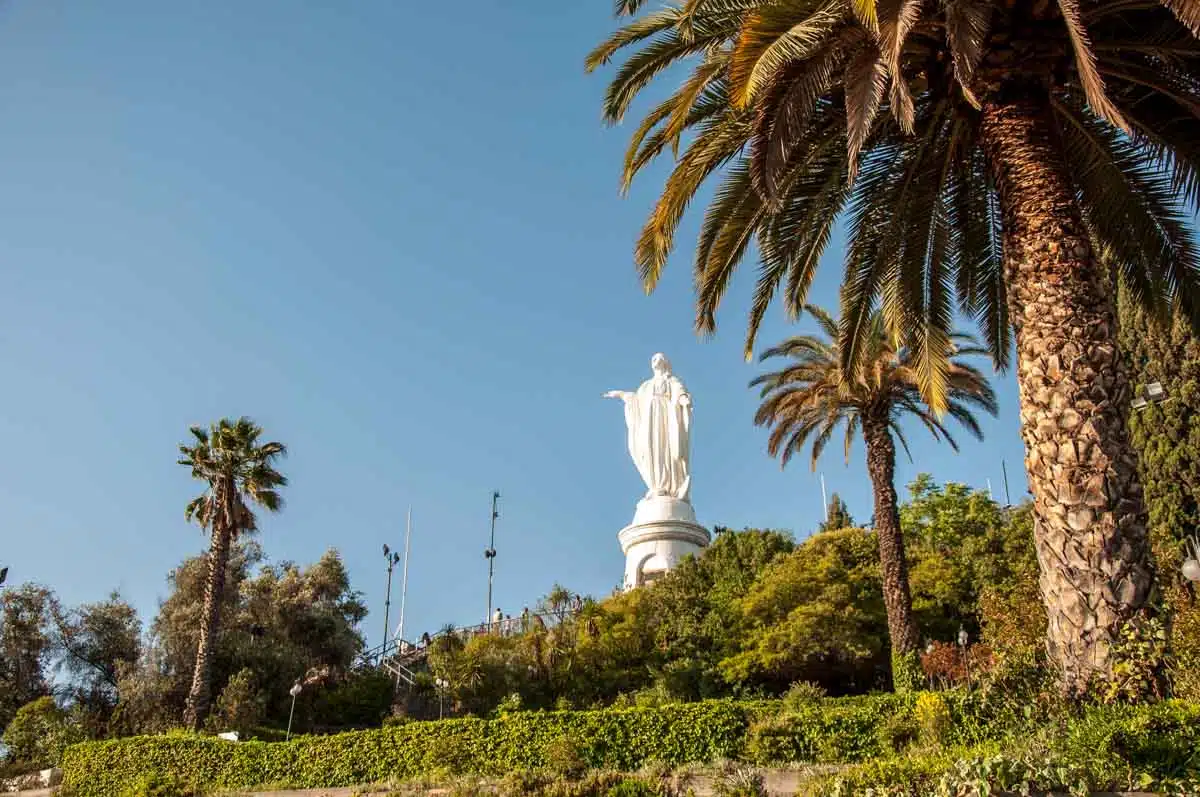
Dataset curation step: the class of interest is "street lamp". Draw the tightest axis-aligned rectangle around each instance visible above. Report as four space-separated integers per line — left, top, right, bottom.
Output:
957 626 971 688
286 683 302 741
1183 534 1200 584
434 677 449 720
382 545 401 648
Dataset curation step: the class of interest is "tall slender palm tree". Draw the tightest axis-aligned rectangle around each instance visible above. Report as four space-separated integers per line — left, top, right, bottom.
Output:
587 0 1199 695
178 417 286 729
752 306 997 690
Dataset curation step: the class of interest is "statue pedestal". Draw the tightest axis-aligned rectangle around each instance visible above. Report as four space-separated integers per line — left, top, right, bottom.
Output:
617 496 710 589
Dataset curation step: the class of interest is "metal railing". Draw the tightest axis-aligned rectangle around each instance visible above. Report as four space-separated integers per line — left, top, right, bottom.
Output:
354 608 581 675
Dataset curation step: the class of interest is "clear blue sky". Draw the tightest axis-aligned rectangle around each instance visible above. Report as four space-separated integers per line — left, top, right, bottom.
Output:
0 1 1029 647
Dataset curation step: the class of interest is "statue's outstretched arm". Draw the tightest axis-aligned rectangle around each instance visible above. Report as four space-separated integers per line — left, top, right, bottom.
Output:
603 390 633 401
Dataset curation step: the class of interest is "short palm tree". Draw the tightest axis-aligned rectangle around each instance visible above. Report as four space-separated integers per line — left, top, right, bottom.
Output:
752 306 997 690
179 417 286 729
587 0 1198 694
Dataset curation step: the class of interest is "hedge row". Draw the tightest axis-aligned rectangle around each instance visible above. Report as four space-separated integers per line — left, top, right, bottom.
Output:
60 701 749 796
805 700 1200 796
66 694 1197 796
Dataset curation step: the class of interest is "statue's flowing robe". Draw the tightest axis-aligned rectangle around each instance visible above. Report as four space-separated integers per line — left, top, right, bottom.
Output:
623 373 691 501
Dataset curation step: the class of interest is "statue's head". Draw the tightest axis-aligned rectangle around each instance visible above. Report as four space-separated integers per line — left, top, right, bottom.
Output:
650 353 671 375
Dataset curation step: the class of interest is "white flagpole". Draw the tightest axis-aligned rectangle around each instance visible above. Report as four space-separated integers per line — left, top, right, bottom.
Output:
396 507 412 644
821 474 828 522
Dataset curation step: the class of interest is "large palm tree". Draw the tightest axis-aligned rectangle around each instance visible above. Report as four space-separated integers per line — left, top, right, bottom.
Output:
178 417 286 729
752 305 997 690
587 0 1199 695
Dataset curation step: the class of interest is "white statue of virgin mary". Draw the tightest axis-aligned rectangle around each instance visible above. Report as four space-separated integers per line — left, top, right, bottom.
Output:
604 353 693 503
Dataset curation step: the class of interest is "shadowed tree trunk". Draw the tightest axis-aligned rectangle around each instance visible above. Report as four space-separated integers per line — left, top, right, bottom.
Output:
862 417 920 690
980 96 1157 697
183 487 236 730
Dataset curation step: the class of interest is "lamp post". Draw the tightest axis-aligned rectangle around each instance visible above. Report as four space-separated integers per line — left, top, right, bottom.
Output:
382 545 401 648
957 626 971 688
286 683 302 741
434 677 449 720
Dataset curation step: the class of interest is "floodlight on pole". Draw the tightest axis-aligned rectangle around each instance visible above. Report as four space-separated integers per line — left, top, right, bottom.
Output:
382 544 401 646
485 491 500 625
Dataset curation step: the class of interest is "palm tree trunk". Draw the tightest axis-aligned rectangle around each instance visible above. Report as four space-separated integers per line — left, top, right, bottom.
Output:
862 418 921 691
980 97 1157 698
183 517 231 729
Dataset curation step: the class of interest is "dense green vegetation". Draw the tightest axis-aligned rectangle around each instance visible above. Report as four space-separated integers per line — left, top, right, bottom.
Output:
1120 293 1200 704
0 543 374 774
750 307 997 692
586 0 1200 699
58 695 1200 796
424 478 1037 716
8 474 1200 796
60 702 749 796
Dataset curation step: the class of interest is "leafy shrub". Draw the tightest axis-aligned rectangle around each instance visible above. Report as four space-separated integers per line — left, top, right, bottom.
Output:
2 696 85 769
874 710 919 755
118 772 203 797
545 733 588 778
494 692 524 717
1168 594 1200 701
890 650 923 693
206 668 265 736
743 694 911 764
918 642 993 688
312 668 395 729
808 701 1200 796
499 771 634 797
605 779 660 797
712 766 765 797
913 692 951 747
60 700 749 797
780 681 826 711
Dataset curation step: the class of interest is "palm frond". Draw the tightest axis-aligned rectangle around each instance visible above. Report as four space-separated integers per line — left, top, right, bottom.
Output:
586 8 682 75
1057 0 1131 132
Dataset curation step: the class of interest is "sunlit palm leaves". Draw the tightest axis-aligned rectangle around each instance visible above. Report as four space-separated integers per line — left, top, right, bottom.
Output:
588 0 1200 413
179 417 288 537
751 306 997 469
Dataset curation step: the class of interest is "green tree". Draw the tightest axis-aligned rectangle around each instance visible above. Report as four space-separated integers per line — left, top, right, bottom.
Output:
53 592 141 735
1119 292 1200 699
143 542 365 733
819 493 854 533
1 696 83 769
178 417 287 729
587 0 1199 697
1119 295 1200 575
900 476 1040 645
721 527 888 693
0 584 57 730
751 306 996 690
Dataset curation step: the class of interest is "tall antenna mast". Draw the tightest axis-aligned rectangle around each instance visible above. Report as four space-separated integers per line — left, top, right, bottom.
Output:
396 507 413 645
1001 460 1012 506
485 491 500 625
